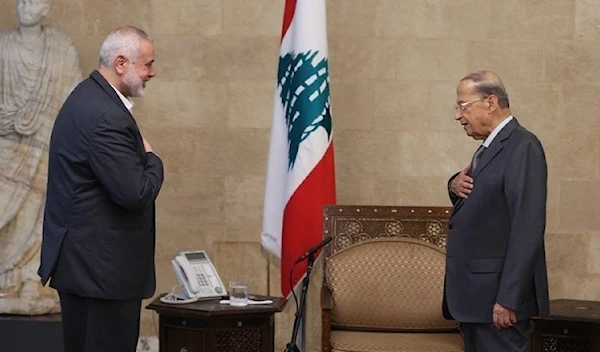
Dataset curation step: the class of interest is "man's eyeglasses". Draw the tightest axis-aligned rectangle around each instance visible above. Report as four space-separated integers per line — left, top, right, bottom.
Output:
455 97 487 112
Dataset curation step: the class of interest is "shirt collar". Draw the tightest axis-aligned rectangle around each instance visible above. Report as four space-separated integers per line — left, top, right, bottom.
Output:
108 82 134 111
482 115 513 148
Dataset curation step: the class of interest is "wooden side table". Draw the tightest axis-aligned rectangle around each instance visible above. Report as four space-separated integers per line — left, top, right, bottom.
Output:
146 294 283 352
531 299 600 352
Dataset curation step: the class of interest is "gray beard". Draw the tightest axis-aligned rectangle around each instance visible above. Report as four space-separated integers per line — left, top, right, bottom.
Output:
123 69 144 97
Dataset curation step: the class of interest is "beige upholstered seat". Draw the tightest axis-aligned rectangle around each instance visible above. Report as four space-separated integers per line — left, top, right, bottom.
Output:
321 205 464 352
331 331 463 352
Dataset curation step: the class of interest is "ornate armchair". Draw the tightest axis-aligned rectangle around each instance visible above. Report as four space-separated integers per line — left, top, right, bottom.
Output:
321 205 464 352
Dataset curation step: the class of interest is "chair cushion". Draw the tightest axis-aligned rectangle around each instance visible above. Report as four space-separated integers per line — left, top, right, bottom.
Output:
326 238 459 331
331 330 464 352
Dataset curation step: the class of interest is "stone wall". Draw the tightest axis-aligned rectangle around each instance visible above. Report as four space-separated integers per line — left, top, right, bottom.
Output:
1 1 599 350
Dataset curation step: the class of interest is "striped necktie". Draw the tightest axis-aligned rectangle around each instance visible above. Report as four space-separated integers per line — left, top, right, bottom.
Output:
470 145 486 175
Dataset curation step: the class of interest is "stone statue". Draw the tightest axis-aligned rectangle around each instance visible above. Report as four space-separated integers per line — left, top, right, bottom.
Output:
0 0 82 314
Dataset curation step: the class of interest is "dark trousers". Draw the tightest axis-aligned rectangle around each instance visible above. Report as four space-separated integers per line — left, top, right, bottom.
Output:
59 291 142 352
462 319 530 352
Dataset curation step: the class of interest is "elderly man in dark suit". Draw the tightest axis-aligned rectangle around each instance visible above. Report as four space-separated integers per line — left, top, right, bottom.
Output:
38 26 163 352
442 71 549 352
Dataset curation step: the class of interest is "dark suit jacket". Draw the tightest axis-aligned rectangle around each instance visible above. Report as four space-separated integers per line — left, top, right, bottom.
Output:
443 118 549 323
38 70 164 300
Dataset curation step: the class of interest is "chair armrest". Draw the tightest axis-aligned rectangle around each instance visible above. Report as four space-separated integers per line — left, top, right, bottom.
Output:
321 283 334 310
321 284 333 352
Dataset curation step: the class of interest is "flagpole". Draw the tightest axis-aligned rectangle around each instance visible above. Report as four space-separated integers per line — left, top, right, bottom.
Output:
266 251 271 296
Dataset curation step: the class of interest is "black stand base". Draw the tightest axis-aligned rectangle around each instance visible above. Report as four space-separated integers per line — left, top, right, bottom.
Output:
0 313 64 352
284 342 301 352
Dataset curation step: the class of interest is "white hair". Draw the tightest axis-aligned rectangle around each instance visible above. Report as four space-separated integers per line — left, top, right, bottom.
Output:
98 26 150 68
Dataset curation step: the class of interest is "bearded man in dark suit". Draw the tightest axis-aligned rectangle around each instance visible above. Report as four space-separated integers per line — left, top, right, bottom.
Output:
39 25 163 352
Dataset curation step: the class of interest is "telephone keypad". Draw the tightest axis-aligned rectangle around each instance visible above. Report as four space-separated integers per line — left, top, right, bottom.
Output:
193 266 210 287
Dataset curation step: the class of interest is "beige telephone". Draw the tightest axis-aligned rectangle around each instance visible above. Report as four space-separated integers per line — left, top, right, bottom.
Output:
161 250 226 304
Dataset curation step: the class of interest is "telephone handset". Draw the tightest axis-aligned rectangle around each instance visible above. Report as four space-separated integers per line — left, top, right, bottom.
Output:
161 250 226 304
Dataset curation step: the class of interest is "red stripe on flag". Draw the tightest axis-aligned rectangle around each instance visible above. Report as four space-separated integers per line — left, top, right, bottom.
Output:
281 0 297 40
281 144 336 298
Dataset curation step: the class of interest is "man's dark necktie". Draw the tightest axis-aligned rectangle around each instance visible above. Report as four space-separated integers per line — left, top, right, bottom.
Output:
469 145 486 175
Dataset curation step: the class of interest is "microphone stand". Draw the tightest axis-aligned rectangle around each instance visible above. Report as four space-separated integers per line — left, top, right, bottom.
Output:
283 251 316 352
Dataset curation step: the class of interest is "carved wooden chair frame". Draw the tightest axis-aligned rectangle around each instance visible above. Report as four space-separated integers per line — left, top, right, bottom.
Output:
321 205 453 352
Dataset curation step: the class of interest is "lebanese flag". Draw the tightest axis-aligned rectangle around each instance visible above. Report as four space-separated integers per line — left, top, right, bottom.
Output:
261 0 336 300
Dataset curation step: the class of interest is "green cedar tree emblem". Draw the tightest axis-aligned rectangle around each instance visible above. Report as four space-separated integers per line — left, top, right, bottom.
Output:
277 51 332 170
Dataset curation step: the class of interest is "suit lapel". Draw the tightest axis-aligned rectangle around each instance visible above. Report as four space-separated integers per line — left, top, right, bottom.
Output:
452 118 520 217
89 70 146 160
452 196 466 215
472 142 501 179
90 70 133 117
472 119 519 178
